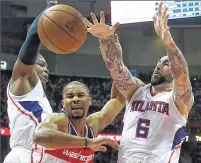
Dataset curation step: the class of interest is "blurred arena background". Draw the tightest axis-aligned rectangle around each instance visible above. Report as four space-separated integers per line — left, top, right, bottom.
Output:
1 0 201 163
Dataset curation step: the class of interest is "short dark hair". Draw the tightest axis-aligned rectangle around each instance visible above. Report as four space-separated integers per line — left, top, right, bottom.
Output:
37 53 44 60
62 81 90 98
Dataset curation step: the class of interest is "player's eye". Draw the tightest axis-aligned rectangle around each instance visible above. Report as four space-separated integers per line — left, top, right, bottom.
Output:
66 95 74 99
78 94 85 97
37 62 45 67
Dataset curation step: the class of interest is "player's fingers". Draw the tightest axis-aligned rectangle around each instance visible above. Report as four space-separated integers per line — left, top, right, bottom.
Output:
163 13 169 27
100 138 112 143
164 26 170 33
111 22 120 32
108 140 120 150
114 34 120 43
110 141 119 150
84 18 93 28
152 14 157 23
87 28 92 33
162 7 168 21
100 11 105 24
158 1 163 18
152 14 157 28
98 146 107 152
90 12 99 25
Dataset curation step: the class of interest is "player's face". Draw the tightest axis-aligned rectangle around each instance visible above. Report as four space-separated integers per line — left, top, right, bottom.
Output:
151 56 173 86
63 85 91 120
34 55 49 85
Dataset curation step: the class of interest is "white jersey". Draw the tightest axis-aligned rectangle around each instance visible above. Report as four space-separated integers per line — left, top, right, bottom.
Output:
118 84 187 163
5 79 53 162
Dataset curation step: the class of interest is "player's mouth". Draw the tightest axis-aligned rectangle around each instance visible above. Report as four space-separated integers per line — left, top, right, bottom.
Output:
42 74 48 82
153 71 161 75
71 106 83 111
71 107 83 115
44 73 49 79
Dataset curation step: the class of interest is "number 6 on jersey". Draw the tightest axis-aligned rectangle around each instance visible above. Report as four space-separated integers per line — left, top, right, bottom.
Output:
136 118 150 139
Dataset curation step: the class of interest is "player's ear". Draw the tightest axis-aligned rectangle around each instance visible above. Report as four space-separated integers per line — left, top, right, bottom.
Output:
62 100 65 108
88 96 92 106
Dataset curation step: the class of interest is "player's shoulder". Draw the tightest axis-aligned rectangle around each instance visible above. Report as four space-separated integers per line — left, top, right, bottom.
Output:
134 83 151 94
47 113 68 124
86 112 99 131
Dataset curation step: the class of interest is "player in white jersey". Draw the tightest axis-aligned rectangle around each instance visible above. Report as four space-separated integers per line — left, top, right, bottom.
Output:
85 2 194 163
4 1 57 162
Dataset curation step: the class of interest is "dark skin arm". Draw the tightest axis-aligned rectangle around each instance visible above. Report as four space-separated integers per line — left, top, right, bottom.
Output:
9 0 57 96
33 113 87 149
87 82 126 135
33 113 119 151
153 2 194 118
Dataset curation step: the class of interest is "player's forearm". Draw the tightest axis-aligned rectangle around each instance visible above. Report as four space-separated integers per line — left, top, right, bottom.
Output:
99 98 125 131
99 35 134 92
164 36 193 103
164 37 189 81
18 2 55 65
33 128 89 149
110 82 118 99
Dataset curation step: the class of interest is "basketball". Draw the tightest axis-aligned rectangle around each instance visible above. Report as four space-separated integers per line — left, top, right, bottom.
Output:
37 4 87 54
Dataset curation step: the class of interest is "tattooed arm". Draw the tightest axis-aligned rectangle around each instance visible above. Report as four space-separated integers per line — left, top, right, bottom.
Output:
153 2 194 118
165 40 194 117
85 11 144 100
99 34 144 100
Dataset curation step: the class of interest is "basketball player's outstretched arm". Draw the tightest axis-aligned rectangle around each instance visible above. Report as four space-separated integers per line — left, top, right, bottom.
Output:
153 2 194 116
33 113 119 151
85 12 144 101
87 82 125 134
9 0 57 96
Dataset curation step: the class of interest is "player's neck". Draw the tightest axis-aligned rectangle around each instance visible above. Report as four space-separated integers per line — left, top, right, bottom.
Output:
152 82 173 93
70 118 86 137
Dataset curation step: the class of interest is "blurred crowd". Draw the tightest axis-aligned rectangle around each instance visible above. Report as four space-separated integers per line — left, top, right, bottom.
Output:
1 70 201 162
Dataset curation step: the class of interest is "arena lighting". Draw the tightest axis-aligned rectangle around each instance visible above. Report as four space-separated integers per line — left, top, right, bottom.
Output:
1 127 201 142
1 61 7 70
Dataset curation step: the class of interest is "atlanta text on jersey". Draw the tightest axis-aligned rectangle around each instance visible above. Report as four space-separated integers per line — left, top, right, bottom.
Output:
130 100 169 115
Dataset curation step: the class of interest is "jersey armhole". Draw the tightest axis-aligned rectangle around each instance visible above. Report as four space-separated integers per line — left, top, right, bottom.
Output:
170 91 187 125
89 126 96 138
126 84 146 107
122 84 147 123
7 79 42 100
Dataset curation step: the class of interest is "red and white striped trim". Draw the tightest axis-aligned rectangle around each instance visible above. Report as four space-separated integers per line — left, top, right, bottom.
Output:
8 93 43 163
69 121 88 137
168 138 185 163
8 93 39 126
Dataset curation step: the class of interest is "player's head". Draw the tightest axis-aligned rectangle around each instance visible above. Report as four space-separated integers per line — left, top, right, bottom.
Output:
62 81 91 120
34 54 49 85
151 56 173 86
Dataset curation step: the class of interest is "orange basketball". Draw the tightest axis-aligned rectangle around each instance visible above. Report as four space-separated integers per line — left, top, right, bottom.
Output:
37 4 87 54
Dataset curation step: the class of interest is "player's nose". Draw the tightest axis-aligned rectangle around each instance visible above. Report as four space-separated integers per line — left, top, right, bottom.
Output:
156 63 162 71
44 67 49 74
72 96 80 103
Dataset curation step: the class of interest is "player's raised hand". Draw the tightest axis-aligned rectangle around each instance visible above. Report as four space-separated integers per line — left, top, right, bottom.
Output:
84 11 120 38
88 137 119 152
153 2 172 44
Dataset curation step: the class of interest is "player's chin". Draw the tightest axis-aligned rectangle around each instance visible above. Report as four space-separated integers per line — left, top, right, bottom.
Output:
41 79 47 85
41 77 48 85
72 113 85 119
